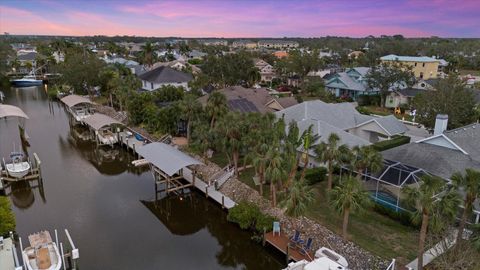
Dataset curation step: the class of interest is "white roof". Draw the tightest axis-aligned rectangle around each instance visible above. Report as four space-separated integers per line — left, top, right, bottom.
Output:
137 142 204 176
83 113 123 130
0 104 29 119
60 95 94 108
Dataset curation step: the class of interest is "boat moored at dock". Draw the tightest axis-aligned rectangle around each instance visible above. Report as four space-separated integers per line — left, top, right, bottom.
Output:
22 231 62 270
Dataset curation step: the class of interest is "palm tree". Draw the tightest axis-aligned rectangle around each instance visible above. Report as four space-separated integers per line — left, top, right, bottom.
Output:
330 175 371 239
351 145 383 181
284 121 302 190
252 142 269 196
178 94 202 142
451 169 480 244
265 144 286 207
247 67 261 87
282 179 315 217
314 133 350 190
299 125 317 182
141 42 154 67
404 175 460 270
206 91 228 130
216 112 245 175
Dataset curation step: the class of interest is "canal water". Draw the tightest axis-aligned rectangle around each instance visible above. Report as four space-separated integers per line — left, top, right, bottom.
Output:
0 86 283 270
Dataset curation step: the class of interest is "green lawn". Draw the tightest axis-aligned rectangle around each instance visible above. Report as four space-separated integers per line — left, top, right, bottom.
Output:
305 181 419 265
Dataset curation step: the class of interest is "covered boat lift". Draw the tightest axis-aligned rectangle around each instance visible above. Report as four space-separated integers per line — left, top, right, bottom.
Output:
137 142 204 196
60 95 95 123
82 113 124 146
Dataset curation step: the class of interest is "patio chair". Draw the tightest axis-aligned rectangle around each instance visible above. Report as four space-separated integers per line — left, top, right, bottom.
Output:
273 222 280 236
289 230 302 247
298 237 313 255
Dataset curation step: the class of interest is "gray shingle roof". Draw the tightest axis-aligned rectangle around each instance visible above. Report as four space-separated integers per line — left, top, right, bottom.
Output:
397 88 425 97
325 72 367 92
382 123 480 179
17 52 37 61
138 66 192 84
277 100 406 147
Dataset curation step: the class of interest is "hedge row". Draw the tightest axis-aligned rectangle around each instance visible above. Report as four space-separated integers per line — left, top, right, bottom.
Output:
227 201 275 233
372 135 411 152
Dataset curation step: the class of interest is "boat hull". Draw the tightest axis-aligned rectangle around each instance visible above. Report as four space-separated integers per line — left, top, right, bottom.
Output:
11 80 43 87
6 162 31 178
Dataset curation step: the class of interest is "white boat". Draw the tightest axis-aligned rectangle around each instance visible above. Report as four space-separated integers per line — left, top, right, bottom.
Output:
5 152 31 179
22 231 62 270
11 75 43 87
284 247 349 270
97 129 118 145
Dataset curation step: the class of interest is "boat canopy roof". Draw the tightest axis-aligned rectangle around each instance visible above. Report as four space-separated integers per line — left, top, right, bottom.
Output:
137 142 204 176
60 94 94 108
83 113 123 131
0 104 29 119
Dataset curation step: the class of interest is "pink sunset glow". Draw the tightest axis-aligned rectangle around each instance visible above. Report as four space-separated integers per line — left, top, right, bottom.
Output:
0 0 478 37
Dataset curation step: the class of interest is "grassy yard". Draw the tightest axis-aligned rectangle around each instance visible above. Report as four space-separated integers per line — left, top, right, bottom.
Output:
305 181 419 265
459 69 480 76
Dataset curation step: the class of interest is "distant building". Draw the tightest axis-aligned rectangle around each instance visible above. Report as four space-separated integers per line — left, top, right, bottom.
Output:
187 50 207 60
348 50 364 59
273 51 289 58
380 54 441 80
232 40 258 49
138 66 193 91
258 40 299 49
254 59 276 83
200 39 228 46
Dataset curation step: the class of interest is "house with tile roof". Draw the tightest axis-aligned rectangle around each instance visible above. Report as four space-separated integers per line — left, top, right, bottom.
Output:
324 67 378 100
138 66 193 91
380 54 441 79
275 100 407 167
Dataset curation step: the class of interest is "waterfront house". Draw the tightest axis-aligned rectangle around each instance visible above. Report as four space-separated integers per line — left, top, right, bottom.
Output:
382 116 480 223
198 86 297 113
325 67 378 100
276 100 407 167
138 66 193 91
380 54 440 79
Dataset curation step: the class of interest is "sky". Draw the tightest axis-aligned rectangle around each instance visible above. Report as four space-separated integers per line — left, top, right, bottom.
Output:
0 0 479 38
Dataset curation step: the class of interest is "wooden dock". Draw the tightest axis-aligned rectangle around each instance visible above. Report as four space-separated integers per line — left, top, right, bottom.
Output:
118 129 236 210
264 232 314 262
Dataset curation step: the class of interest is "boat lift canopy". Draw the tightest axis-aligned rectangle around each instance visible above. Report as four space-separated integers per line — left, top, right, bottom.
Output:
83 113 123 131
137 142 204 176
0 104 29 119
60 95 94 108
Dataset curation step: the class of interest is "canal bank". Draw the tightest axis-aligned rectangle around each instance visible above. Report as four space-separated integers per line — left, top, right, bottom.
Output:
0 86 284 270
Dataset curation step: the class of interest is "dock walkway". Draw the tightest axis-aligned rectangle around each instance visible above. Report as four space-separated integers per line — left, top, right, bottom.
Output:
264 231 314 262
0 237 19 270
119 130 236 210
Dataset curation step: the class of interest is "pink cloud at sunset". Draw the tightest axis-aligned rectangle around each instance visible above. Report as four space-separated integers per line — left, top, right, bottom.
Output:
0 0 478 37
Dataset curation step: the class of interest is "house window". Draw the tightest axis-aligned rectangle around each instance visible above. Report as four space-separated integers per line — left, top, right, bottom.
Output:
420 72 424 79
422 63 425 67
151 83 153 89
415 63 417 67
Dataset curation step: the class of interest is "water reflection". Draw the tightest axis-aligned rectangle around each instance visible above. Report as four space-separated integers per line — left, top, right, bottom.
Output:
5 180 46 209
142 193 284 269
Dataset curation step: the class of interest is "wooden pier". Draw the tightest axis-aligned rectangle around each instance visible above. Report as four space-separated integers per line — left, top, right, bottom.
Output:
264 231 314 263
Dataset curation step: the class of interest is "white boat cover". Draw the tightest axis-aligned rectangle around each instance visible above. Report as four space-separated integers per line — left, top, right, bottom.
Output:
0 104 29 119
83 113 123 131
60 95 94 108
137 142 204 176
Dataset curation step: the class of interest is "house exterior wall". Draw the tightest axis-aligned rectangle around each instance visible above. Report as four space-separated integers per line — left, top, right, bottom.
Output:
141 80 189 91
386 93 409 108
258 41 299 49
381 59 439 79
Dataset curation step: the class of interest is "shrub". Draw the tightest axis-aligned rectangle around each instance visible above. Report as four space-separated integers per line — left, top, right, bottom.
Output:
356 106 371 115
372 203 418 229
227 201 275 232
372 135 411 152
0 197 16 236
304 167 328 185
